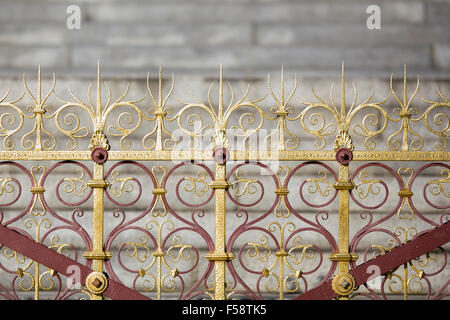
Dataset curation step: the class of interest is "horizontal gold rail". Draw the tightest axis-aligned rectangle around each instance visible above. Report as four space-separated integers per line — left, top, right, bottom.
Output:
0 150 447 162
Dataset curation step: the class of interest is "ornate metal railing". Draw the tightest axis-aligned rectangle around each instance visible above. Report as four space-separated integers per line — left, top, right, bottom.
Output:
0 62 448 300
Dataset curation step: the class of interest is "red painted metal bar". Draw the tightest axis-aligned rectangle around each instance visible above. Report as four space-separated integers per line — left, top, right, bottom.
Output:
295 222 450 300
0 224 150 300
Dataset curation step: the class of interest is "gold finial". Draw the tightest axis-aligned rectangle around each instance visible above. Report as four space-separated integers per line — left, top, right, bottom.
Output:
403 64 407 107
96 60 101 117
341 61 345 119
218 64 223 121
281 65 285 106
37 64 41 104
158 66 162 107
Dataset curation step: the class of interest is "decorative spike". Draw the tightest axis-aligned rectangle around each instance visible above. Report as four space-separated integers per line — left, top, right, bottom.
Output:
159 66 162 107
37 64 41 105
162 72 175 108
341 61 346 120
281 65 285 106
285 72 298 107
218 64 223 122
96 60 101 117
267 72 281 107
403 64 407 108
146 72 158 107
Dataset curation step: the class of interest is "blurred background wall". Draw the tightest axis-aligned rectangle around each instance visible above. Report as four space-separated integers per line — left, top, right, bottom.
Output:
0 0 449 78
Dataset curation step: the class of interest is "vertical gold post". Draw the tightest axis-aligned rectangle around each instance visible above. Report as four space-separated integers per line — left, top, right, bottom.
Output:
91 163 105 300
278 67 286 151
84 62 111 299
401 64 409 152
208 163 228 300
155 222 164 300
330 61 358 299
337 165 350 274
85 163 110 300
205 65 235 300
155 67 164 151
34 65 43 151
338 62 350 274
277 228 286 300
34 220 40 300
207 162 234 300
92 164 104 274
34 261 39 300
157 254 162 300
330 164 357 299
279 256 284 300
29 172 46 300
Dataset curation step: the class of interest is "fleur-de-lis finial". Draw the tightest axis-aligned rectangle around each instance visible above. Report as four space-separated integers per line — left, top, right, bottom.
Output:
341 61 346 121
266 67 299 150
218 64 224 123
177 64 266 151
96 59 102 119
22 65 56 150
388 64 421 151
144 66 176 150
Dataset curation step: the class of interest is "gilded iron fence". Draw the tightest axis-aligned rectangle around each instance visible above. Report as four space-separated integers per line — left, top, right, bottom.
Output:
0 62 448 300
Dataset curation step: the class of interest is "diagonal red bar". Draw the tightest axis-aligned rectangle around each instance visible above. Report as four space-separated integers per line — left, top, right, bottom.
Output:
295 222 450 300
0 224 150 300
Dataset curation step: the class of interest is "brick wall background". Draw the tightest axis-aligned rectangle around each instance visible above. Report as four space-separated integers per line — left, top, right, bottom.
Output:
0 0 449 77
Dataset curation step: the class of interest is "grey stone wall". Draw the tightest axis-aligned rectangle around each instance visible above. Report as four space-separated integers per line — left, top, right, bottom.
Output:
0 0 449 77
